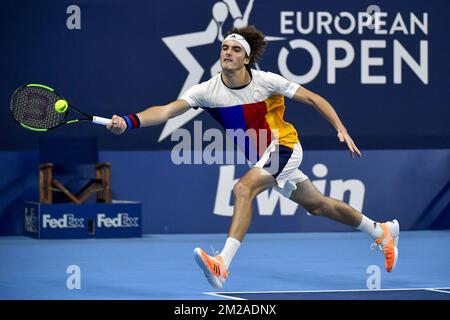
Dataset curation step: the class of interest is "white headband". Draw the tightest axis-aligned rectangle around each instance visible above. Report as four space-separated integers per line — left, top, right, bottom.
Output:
223 33 251 56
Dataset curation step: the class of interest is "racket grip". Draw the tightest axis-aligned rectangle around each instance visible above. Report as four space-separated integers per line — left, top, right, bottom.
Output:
92 116 111 126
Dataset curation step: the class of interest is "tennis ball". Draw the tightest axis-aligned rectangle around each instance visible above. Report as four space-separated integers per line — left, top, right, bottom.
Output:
54 99 68 113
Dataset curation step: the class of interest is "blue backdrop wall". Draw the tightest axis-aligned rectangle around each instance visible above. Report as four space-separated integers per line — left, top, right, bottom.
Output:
1 0 449 234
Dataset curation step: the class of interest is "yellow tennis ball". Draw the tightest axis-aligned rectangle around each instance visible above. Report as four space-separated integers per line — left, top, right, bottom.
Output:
54 99 68 113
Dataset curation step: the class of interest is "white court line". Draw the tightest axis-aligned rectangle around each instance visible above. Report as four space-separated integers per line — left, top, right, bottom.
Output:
204 286 450 300
205 292 247 300
425 289 450 294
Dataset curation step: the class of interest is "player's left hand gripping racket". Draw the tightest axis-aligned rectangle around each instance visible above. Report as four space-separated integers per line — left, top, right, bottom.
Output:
10 83 111 132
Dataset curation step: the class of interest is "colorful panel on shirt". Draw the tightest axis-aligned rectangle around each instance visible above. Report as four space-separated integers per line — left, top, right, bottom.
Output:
264 95 299 149
203 95 299 160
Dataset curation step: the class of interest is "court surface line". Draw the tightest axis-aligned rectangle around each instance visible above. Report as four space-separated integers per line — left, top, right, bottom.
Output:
203 286 450 299
425 288 450 294
204 292 247 300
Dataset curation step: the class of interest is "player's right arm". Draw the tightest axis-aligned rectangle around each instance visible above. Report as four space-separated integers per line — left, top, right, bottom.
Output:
107 99 191 135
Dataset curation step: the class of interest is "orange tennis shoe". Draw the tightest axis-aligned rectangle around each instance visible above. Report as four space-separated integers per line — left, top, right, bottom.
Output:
372 219 400 272
193 247 229 289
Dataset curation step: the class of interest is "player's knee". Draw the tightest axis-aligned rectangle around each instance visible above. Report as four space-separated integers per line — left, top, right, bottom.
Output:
233 181 253 200
305 197 329 216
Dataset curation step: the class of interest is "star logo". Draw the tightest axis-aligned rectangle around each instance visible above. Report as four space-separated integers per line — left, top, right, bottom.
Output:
160 0 285 142
159 0 256 142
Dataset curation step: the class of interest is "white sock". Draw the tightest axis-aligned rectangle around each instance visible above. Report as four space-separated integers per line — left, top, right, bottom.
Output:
220 237 241 270
356 215 383 239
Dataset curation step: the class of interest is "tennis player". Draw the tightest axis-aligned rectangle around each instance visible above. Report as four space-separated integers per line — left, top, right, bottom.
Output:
107 26 400 289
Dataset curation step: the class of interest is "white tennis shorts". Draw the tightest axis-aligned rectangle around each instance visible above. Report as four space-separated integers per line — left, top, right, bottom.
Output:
254 141 309 198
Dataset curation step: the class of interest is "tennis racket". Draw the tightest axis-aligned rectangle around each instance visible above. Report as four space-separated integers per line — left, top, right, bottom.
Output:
10 83 111 132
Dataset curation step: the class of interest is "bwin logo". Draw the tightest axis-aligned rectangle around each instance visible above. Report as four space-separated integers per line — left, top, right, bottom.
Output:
42 214 85 229
97 213 139 228
214 163 365 216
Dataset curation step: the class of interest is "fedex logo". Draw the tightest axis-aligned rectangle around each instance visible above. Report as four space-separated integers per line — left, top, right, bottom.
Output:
42 214 85 229
97 213 139 228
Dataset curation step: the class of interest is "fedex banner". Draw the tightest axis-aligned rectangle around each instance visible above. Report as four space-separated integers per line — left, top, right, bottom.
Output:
24 202 142 239
1 0 449 150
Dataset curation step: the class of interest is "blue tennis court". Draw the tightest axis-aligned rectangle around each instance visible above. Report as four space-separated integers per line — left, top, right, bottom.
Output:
1 230 449 300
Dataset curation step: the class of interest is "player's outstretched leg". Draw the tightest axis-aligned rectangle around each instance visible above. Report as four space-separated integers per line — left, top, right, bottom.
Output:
194 167 274 289
290 179 400 272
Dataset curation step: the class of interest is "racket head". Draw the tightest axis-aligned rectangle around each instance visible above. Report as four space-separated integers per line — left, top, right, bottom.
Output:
10 84 68 131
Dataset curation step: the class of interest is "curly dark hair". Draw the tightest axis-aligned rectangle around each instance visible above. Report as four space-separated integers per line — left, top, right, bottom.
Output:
224 25 267 68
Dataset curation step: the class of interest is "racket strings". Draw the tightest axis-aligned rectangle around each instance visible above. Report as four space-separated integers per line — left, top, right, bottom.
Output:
11 87 66 129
